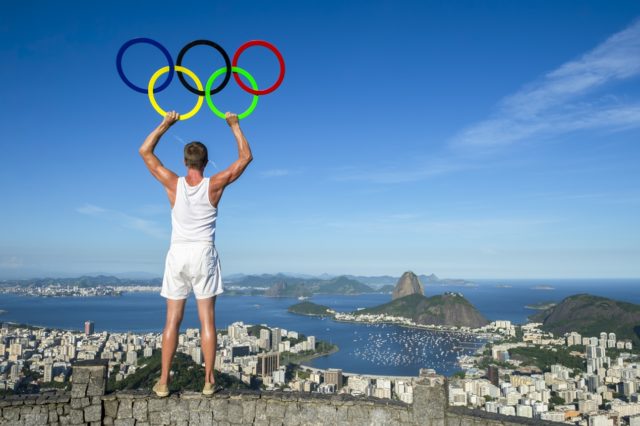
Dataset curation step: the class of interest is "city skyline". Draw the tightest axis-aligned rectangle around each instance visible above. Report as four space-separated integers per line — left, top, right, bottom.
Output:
2 1 640 279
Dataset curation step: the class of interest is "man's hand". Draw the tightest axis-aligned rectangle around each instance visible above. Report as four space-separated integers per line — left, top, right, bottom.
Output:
162 111 180 128
225 112 239 127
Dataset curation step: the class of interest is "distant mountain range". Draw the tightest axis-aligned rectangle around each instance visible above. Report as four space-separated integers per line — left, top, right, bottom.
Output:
1 272 473 288
0 275 161 287
264 276 376 297
530 294 640 345
225 272 474 289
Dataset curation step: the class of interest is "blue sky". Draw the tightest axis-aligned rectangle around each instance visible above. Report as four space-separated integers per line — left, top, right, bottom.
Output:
1 0 639 279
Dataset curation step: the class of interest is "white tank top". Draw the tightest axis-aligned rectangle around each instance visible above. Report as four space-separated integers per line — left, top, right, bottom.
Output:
171 176 217 244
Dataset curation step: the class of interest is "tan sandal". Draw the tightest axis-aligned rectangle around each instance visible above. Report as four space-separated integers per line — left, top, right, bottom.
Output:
153 379 170 397
202 382 223 396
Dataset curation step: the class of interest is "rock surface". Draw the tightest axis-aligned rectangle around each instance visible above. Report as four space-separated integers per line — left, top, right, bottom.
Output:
392 271 425 300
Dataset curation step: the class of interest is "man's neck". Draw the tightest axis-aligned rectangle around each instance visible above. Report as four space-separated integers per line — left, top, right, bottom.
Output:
185 168 204 185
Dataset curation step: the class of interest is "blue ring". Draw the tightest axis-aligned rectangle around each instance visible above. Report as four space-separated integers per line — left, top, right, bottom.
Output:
116 38 174 94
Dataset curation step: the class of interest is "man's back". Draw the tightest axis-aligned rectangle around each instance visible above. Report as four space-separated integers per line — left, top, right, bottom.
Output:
171 176 217 245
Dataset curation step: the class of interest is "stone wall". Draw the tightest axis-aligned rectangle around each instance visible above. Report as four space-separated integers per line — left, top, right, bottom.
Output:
0 360 560 425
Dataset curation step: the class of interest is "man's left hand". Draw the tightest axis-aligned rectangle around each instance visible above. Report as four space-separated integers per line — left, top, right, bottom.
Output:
162 111 180 127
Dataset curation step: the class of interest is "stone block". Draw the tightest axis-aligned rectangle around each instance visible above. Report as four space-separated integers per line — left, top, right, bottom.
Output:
148 409 171 425
170 400 190 422
199 410 214 426
20 404 34 415
254 399 268 423
299 404 321 425
104 399 119 418
114 419 136 426
242 400 257 425
133 399 148 421
70 382 88 398
49 408 59 423
347 404 370 422
117 399 133 418
148 397 167 413
86 375 106 397
212 398 228 421
71 367 91 385
70 396 90 409
84 403 102 422
228 399 243 422
103 416 114 425
265 400 286 420
69 408 84 425
22 412 49 426
413 383 446 422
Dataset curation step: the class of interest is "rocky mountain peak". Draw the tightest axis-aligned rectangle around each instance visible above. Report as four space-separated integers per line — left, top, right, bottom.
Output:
392 271 424 300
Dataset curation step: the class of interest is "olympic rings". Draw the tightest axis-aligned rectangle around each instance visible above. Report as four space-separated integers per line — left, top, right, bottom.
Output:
117 38 174 94
232 40 286 95
206 67 259 120
176 40 231 96
116 38 284 120
148 66 204 120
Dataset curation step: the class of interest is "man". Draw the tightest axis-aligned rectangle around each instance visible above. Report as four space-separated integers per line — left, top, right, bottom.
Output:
138 110 253 397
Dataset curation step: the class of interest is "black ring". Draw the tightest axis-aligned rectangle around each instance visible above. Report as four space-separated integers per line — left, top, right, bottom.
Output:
176 40 232 96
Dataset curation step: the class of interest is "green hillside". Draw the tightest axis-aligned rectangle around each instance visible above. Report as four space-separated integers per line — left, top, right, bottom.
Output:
288 301 334 317
354 293 489 328
531 294 640 345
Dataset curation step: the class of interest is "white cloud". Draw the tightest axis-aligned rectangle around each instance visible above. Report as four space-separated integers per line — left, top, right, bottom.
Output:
332 158 472 184
452 19 640 148
261 169 294 178
76 204 168 239
336 19 640 184
0 256 23 269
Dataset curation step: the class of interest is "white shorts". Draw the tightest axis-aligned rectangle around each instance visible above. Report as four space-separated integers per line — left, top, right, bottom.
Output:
161 243 224 300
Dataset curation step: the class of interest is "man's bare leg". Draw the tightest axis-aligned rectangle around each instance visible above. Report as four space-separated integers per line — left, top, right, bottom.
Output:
159 298 186 385
196 296 217 384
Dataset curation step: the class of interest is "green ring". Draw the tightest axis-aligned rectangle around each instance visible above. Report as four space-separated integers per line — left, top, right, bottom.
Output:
206 66 259 120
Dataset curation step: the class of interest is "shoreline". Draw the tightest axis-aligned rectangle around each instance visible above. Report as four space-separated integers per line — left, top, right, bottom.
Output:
333 317 495 339
294 345 340 363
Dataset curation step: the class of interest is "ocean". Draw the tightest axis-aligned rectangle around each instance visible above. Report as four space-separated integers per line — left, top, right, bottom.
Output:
1 279 638 376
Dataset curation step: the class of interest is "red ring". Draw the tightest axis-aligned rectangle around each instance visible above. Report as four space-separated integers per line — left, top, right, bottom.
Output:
232 40 285 95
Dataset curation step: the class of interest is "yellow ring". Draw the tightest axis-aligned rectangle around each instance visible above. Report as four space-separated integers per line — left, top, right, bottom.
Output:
147 65 203 120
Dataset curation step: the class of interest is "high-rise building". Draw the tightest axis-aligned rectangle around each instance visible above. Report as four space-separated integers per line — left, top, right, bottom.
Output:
272 328 282 349
324 368 344 389
231 345 251 361
43 362 53 382
10 364 20 381
259 329 271 351
84 321 94 336
487 365 499 387
192 347 203 364
256 351 279 377
126 350 137 365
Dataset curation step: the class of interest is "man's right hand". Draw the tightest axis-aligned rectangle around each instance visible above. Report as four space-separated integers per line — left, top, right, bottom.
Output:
162 111 180 128
225 112 239 127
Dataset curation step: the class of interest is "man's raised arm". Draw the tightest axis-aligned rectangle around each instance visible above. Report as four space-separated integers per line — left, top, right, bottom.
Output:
211 112 253 190
139 111 180 193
